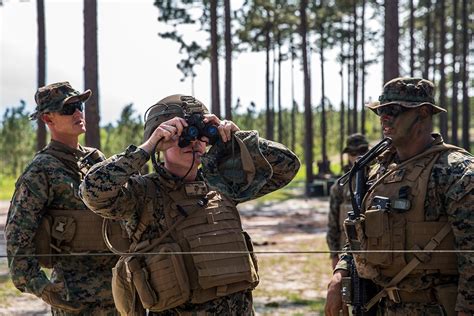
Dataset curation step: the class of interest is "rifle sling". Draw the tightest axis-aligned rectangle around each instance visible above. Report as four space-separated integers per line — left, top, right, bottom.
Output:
364 221 452 311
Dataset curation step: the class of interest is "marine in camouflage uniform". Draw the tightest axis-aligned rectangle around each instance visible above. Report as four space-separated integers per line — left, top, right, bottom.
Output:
326 134 369 269
79 94 300 315
325 78 473 316
5 82 119 315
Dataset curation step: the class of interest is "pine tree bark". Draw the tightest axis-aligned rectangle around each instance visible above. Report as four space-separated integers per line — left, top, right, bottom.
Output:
451 0 459 145
461 0 470 151
438 0 448 139
36 0 47 151
224 0 232 120
84 0 100 149
210 0 221 117
383 0 399 83
352 0 358 133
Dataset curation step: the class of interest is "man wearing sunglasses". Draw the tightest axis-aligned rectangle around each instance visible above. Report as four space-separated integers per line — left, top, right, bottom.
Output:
6 82 122 315
325 77 473 316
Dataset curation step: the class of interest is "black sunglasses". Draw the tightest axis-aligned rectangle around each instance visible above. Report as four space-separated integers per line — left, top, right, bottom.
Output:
376 104 409 117
59 101 84 115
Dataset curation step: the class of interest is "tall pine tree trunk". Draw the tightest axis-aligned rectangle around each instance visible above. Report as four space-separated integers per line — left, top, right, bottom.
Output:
265 23 272 140
352 0 358 133
383 0 399 83
347 17 352 135
339 53 345 169
361 0 366 135
438 0 448 139
84 0 100 149
423 0 432 79
224 0 232 120
300 0 314 194
277 32 283 144
290 36 296 152
320 28 328 174
210 0 221 117
409 0 415 76
451 0 459 145
461 0 470 151
36 0 47 150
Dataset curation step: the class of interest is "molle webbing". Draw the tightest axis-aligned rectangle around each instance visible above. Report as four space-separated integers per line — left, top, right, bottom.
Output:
47 209 128 252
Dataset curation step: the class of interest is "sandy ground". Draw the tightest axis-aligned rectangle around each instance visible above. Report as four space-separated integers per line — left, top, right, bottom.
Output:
0 194 331 315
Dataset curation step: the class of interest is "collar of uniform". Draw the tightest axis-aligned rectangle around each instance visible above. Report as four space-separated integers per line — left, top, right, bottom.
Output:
48 140 87 161
156 164 207 193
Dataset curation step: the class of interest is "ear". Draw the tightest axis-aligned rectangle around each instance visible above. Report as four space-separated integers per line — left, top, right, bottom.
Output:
418 105 432 119
41 113 54 126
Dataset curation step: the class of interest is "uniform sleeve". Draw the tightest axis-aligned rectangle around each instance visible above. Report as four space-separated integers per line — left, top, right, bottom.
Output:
79 145 150 220
327 183 344 258
250 138 300 199
5 170 51 296
443 155 474 313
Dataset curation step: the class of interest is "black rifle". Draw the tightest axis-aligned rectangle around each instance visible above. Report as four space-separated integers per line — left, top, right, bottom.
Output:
338 137 392 316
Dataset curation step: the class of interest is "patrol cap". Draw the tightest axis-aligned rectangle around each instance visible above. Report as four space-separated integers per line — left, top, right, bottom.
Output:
343 133 369 154
30 82 91 120
201 130 272 202
366 77 446 114
143 94 209 141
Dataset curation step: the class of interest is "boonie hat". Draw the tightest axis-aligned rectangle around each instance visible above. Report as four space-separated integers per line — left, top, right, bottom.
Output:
143 94 209 141
343 133 369 154
30 81 91 120
366 77 446 114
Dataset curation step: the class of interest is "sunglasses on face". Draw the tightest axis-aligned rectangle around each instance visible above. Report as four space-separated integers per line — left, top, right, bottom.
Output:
376 104 410 117
59 101 84 115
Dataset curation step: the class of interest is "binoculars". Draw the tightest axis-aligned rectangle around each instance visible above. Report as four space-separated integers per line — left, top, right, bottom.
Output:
178 113 219 148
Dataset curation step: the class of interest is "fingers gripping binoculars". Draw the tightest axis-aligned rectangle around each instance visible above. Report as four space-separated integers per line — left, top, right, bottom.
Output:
178 113 219 148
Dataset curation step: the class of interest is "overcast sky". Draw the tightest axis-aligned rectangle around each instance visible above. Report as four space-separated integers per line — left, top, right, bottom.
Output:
1 0 383 126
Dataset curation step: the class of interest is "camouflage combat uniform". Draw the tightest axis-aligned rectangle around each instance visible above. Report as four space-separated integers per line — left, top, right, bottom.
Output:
336 134 474 314
326 166 350 260
5 140 119 315
79 133 300 315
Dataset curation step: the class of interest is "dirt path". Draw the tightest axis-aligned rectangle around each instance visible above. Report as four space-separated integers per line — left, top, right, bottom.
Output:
0 196 332 315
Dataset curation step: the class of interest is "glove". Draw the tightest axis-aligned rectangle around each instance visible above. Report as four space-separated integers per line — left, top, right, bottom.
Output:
40 282 83 313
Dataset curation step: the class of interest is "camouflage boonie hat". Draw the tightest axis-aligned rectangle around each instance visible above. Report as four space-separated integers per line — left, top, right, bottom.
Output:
366 77 446 114
201 130 272 202
343 133 369 154
143 94 209 141
30 81 91 120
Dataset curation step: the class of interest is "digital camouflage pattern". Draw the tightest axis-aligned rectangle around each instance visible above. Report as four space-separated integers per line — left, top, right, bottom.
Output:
29 81 91 120
367 77 446 114
336 134 474 314
326 178 348 260
79 132 300 314
5 140 118 315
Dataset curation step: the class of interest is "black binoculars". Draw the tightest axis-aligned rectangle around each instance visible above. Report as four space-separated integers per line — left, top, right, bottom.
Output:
178 113 219 148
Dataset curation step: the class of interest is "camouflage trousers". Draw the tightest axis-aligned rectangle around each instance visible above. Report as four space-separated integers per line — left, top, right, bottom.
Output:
149 290 254 316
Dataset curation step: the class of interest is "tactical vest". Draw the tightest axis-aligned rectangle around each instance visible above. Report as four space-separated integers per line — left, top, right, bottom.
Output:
353 143 461 283
34 144 129 268
111 178 259 314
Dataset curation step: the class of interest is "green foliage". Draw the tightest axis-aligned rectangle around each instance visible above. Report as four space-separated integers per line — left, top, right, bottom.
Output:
102 104 144 157
0 101 36 177
0 175 16 200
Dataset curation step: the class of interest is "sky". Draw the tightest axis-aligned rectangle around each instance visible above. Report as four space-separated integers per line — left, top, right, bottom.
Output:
1 0 384 126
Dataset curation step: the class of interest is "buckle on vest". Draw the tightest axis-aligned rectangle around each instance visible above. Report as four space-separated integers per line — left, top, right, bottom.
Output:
386 287 401 303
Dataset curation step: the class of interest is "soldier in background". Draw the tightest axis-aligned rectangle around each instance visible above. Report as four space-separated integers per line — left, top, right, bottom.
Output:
5 82 121 315
326 133 369 269
79 94 300 315
325 77 473 315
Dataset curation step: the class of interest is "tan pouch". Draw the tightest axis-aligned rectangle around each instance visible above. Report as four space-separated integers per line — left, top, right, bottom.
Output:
35 215 54 268
128 243 190 312
434 283 457 316
51 216 76 244
112 256 140 315
365 209 391 265
187 231 258 290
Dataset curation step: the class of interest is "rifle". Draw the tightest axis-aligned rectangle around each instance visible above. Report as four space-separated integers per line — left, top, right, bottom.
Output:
338 137 392 316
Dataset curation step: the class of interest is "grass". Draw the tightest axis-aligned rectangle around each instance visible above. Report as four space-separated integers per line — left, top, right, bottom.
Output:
0 175 15 201
0 261 22 306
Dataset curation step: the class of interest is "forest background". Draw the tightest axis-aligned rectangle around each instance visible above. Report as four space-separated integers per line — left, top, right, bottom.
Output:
0 0 473 200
